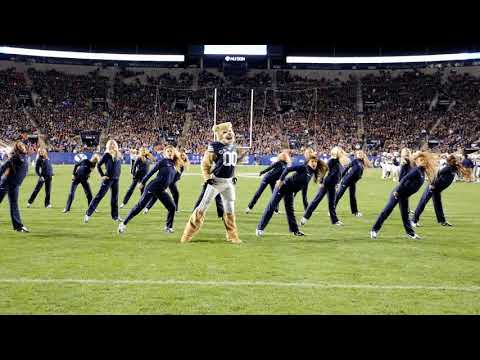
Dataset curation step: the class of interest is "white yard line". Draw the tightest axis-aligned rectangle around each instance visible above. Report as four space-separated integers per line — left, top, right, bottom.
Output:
0 278 478 292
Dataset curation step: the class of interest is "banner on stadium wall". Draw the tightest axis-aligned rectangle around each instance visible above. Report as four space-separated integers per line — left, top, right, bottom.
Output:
37 152 383 168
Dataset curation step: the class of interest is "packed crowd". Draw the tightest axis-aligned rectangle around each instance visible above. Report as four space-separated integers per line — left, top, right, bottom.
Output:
0 66 479 155
0 69 37 141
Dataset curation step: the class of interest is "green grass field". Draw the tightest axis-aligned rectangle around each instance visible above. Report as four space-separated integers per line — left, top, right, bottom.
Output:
0 164 479 314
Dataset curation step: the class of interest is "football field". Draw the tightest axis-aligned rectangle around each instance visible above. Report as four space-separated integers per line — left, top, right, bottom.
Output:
0 164 479 314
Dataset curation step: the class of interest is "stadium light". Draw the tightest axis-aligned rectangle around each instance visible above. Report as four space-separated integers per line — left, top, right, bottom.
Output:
0 46 185 62
286 52 480 64
203 45 267 56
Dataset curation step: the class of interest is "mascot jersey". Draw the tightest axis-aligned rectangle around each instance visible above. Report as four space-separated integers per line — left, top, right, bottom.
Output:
207 141 238 179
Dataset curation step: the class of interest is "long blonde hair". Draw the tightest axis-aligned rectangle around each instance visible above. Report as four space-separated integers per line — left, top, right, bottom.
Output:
278 150 292 165
355 150 371 168
139 147 155 162
106 140 121 160
90 153 101 167
412 151 437 183
331 146 349 166
12 141 27 156
38 147 48 159
447 154 469 178
179 151 190 170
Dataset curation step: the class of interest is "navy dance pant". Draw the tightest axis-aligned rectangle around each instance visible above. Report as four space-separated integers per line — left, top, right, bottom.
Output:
335 177 359 214
86 178 119 219
122 178 144 205
192 182 224 218
247 181 277 211
303 184 338 224
28 176 52 207
0 183 24 230
372 192 414 236
65 177 93 211
169 182 179 210
145 182 180 211
124 186 176 228
257 186 298 233
412 187 446 224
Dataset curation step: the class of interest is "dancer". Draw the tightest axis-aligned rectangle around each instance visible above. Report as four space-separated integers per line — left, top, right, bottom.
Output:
245 150 291 214
27 148 53 208
84 139 122 223
334 150 371 217
118 145 183 234
143 151 189 213
120 147 155 208
256 154 327 236
370 151 437 240
301 146 349 226
63 153 101 213
0 141 30 232
411 154 467 227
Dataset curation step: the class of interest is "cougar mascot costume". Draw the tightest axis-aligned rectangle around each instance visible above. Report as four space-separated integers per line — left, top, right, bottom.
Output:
181 122 241 244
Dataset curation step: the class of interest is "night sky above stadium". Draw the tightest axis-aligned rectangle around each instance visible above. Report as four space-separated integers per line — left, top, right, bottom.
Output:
2 5 479 56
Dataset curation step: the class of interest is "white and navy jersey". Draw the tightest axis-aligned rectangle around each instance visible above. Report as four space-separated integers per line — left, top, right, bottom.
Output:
207 141 238 179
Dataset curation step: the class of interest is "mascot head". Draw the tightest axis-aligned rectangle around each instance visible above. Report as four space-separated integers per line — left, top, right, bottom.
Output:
213 122 235 145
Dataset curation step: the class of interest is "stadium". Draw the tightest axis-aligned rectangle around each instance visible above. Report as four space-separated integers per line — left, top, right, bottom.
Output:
0 40 479 315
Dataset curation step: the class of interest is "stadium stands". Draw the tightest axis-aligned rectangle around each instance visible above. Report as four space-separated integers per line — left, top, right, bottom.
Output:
0 64 479 155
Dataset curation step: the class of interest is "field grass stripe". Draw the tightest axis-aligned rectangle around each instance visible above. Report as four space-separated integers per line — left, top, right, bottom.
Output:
0 278 479 292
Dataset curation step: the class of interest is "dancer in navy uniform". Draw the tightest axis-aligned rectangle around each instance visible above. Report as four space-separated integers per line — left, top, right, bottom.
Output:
334 150 371 217
143 151 189 213
63 153 100 213
371 151 437 240
27 148 53 208
120 147 155 208
118 145 183 234
0 141 30 232
256 154 327 236
246 150 291 214
411 154 466 227
84 139 122 223
301 146 350 226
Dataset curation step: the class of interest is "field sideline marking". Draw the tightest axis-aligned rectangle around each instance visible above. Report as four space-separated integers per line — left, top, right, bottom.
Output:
0 278 479 292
